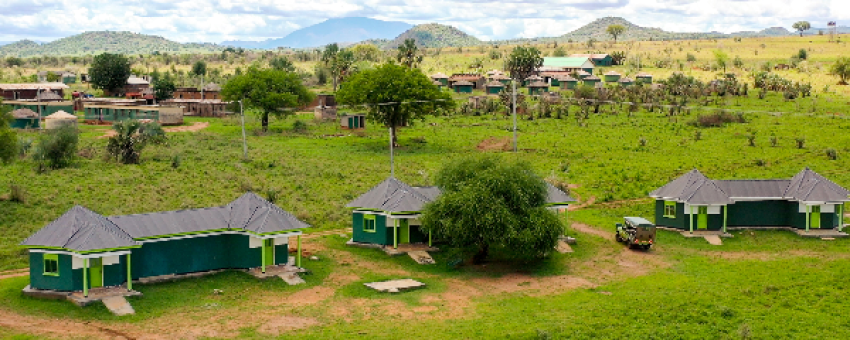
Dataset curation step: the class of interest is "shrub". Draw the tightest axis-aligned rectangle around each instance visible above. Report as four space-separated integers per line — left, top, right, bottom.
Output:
746 133 756 147
694 130 702 141
9 183 27 203
826 148 838 160
265 188 279 204
106 120 166 164
17 137 32 157
797 48 808 60
795 137 806 149
770 136 778 147
639 136 647 146
690 112 746 127
33 126 79 171
171 154 181 169
292 120 308 133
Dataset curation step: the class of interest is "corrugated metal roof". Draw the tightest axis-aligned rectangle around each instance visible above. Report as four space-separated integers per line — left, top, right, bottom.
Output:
0 82 69 90
22 193 308 251
542 57 594 68
546 183 576 204
20 206 138 252
569 54 610 59
126 77 150 85
448 74 483 81
346 177 434 212
714 180 789 198
430 72 449 79
485 81 505 87
649 169 733 204
37 90 63 101
527 81 549 87
453 80 474 86
12 108 38 119
784 168 850 202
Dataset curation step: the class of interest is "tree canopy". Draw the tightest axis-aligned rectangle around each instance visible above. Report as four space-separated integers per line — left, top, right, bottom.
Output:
336 63 453 145
792 21 811 37
89 53 131 94
419 156 563 264
221 67 314 132
152 73 176 101
830 57 850 85
606 24 626 42
270 56 295 72
322 43 356 92
106 120 166 164
192 60 207 77
0 103 16 165
505 46 543 81
396 38 424 69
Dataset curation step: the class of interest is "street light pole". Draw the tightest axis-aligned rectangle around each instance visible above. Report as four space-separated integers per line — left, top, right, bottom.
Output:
512 79 517 153
240 100 247 159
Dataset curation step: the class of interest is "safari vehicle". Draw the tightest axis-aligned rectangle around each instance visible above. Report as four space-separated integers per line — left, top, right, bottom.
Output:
616 217 656 250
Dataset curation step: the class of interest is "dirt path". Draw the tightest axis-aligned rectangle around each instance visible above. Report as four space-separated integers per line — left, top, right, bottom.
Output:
0 269 29 280
97 122 210 139
570 223 612 240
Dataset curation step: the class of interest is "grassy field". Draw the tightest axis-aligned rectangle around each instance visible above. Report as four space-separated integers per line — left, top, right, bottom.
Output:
3 45 850 337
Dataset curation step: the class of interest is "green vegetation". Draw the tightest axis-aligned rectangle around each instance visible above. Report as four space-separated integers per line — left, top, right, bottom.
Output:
386 23 482 49
606 24 626 42
830 57 850 85
0 31 223 58
89 53 132 93
32 126 78 172
152 73 176 100
396 39 424 69
792 21 812 37
421 157 562 263
106 120 167 164
221 67 314 131
0 103 15 164
504 46 542 81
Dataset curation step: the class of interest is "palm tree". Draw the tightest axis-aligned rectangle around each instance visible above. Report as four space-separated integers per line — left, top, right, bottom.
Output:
396 39 423 69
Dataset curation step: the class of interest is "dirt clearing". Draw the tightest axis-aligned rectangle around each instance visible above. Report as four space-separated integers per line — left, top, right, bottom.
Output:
98 121 210 139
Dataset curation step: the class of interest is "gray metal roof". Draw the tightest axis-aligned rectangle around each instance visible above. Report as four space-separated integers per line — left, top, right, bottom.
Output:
22 193 308 251
349 177 574 212
20 206 138 252
651 168 850 204
346 177 435 213
625 216 654 226
546 183 577 204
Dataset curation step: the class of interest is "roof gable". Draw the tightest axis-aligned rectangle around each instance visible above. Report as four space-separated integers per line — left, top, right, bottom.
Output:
546 183 576 204
542 57 595 68
346 177 434 213
650 169 733 204
784 168 850 202
21 206 138 252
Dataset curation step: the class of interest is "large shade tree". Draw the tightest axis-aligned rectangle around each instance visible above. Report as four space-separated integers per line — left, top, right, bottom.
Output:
792 21 811 37
606 24 626 42
0 103 16 164
89 53 131 95
322 43 355 92
221 67 314 132
420 157 563 264
336 63 453 146
505 46 543 82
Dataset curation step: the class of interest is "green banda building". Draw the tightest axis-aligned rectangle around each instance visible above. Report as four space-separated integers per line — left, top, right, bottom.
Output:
347 177 575 248
650 168 849 233
20 193 308 298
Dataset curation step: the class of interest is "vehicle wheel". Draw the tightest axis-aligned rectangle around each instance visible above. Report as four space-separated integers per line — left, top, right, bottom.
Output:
643 245 651 251
615 233 623 242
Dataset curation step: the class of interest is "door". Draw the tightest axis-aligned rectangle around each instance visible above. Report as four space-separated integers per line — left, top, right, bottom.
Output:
810 206 821 229
399 219 410 244
89 258 103 288
263 239 275 266
347 117 353 128
698 206 708 230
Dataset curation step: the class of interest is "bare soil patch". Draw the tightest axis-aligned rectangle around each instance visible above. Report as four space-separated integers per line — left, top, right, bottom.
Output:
570 223 611 240
0 269 29 281
257 316 320 335
477 137 511 151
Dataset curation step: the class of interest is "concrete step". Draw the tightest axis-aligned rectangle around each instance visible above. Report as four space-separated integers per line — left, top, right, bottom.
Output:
703 235 723 245
279 273 306 285
408 251 436 265
555 240 574 253
102 296 135 316
364 279 426 293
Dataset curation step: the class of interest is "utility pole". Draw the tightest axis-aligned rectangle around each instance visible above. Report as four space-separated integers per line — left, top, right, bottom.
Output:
512 79 517 153
389 126 395 177
239 100 247 159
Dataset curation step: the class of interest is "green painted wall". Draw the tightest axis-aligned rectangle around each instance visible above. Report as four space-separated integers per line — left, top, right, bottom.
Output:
352 212 392 245
274 244 289 265
593 57 613 66
654 200 686 229
657 199 841 230
454 85 473 93
29 253 78 291
550 79 561 86
727 201 789 226
11 118 39 129
604 75 621 82
131 234 263 279
563 81 578 90
486 86 503 94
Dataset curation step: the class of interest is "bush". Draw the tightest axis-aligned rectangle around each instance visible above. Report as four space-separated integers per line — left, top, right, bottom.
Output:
9 183 27 203
33 126 79 171
826 148 838 160
106 120 166 164
686 53 696 62
746 133 756 147
795 137 806 149
797 48 808 60
770 136 778 147
292 120 308 133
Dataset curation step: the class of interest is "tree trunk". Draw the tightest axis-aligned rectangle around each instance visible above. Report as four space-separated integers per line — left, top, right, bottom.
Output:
261 112 269 132
333 77 338 92
472 243 489 265
391 124 399 147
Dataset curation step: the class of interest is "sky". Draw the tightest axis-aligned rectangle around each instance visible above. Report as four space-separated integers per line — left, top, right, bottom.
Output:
0 0 847 43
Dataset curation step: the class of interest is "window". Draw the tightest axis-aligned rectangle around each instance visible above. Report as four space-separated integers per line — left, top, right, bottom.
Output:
43 254 59 276
363 214 376 233
664 201 677 218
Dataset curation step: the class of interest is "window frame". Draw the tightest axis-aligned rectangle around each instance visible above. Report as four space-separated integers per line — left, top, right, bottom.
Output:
663 201 677 218
363 214 377 233
43 254 59 277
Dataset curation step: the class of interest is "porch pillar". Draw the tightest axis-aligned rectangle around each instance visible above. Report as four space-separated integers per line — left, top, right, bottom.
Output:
393 218 398 249
296 235 302 268
689 205 694 234
723 205 728 234
126 254 132 291
83 258 88 297
261 240 266 273
805 204 810 232
429 230 432 247
839 204 844 231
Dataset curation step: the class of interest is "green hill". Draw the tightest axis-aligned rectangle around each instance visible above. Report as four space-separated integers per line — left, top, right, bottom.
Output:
0 31 223 57
557 17 726 42
385 23 482 49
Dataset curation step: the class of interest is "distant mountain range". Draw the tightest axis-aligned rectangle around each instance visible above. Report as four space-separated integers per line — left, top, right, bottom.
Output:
0 17 846 57
0 31 222 57
222 17 413 49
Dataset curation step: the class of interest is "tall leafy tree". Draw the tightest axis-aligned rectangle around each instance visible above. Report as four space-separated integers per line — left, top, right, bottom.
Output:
152 73 176 101
192 60 208 77
606 24 626 43
321 44 355 92
792 21 811 37
221 67 314 132
420 156 563 264
396 39 424 69
713 50 729 73
505 46 543 81
270 56 295 72
89 53 131 95
0 103 16 164
336 63 453 146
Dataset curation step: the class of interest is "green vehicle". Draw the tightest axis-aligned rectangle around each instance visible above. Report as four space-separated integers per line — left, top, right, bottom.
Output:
616 217 656 250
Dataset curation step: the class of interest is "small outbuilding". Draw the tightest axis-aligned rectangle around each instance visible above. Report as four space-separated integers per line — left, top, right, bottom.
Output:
527 81 549 95
492 74 512 86
11 108 40 129
430 73 449 86
448 74 486 89
569 54 613 67
582 75 601 86
341 114 366 130
575 70 592 79
432 80 444 89
603 71 622 83
44 110 77 130
452 80 474 93
484 81 505 95
618 77 635 86
524 75 544 87
636 73 653 84
559 76 579 90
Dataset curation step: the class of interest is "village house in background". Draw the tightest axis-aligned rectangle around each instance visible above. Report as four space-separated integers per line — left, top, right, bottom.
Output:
164 83 228 117
1 83 69 101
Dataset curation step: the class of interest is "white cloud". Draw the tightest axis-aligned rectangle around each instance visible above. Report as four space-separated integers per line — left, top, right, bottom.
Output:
0 0 844 43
